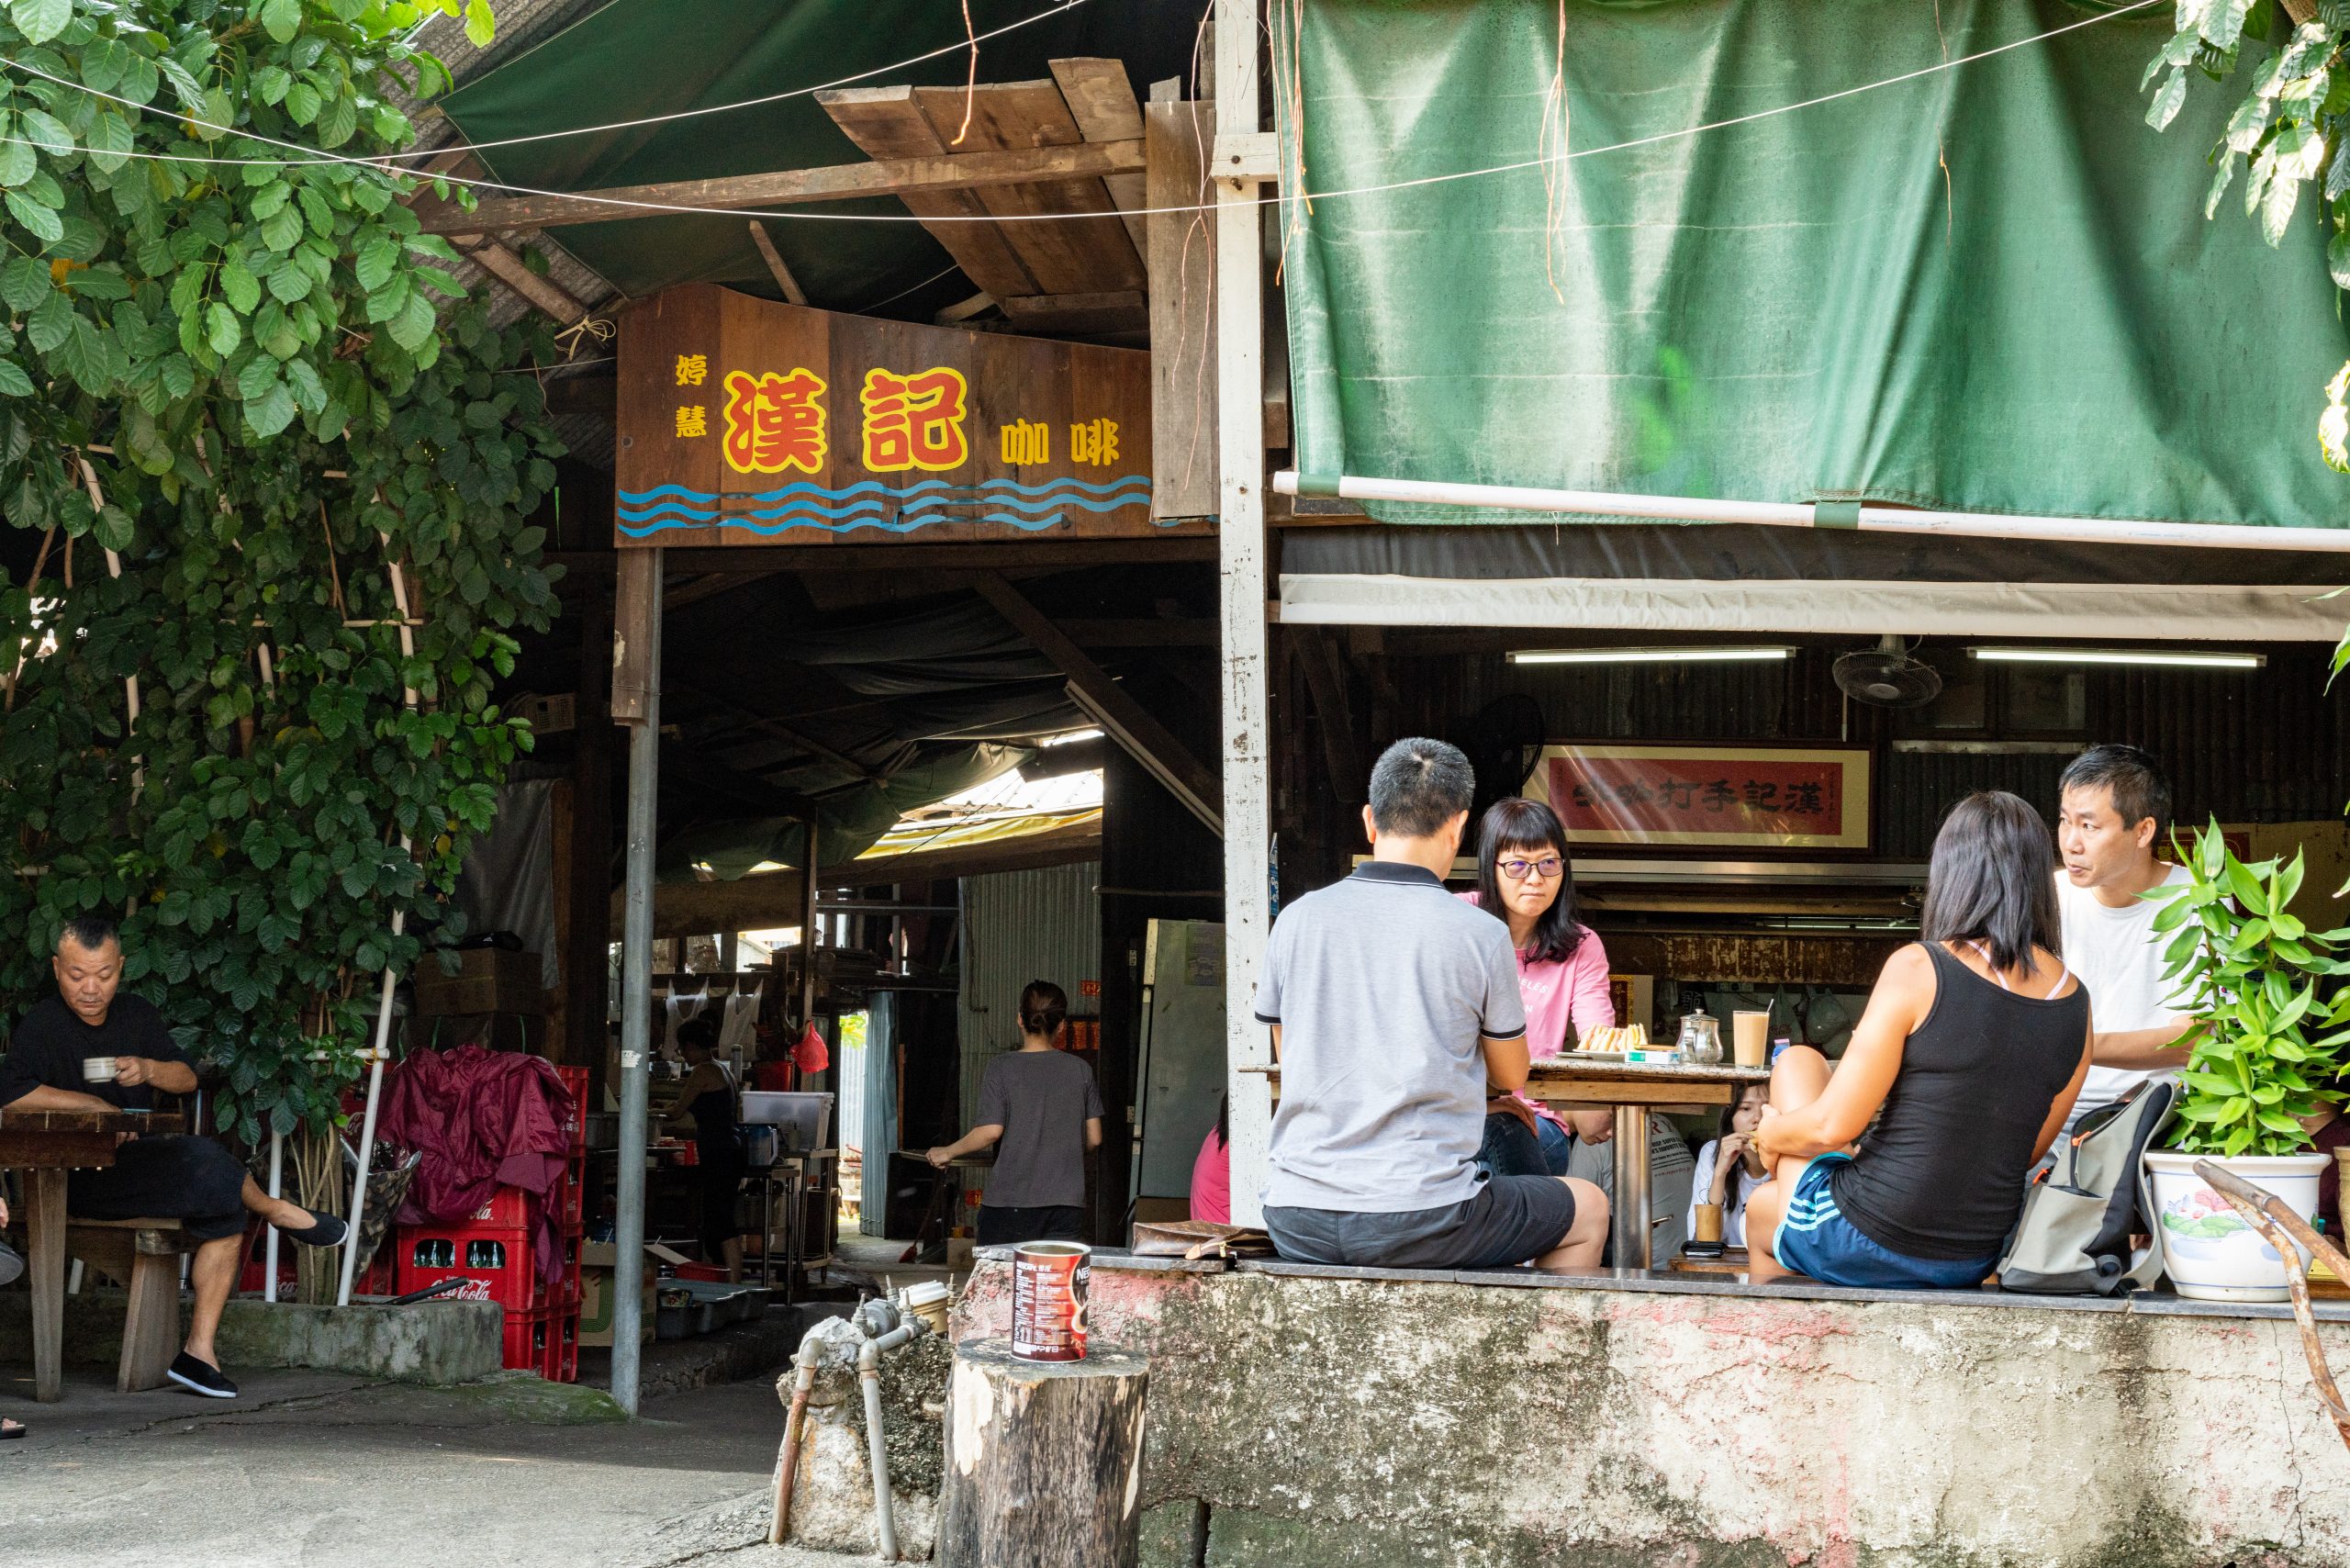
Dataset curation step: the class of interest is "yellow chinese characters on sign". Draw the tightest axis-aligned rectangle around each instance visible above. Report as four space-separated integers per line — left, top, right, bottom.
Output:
676 406 708 438
860 367 969 473
676 353 708 387
1000 419 1050 465
1069 418 1119 466
722 369 828 476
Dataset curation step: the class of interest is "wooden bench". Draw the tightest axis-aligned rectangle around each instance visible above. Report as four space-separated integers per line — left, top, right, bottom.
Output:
66 1217 196 1392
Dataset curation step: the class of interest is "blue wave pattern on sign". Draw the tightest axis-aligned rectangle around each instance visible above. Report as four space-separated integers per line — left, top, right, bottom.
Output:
615 476 1158 537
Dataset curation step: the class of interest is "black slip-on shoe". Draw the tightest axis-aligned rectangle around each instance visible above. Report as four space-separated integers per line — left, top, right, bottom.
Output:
1 1417 25 1439
165 1353 237 1400
285 1212 348 1249
0 1242 21 1289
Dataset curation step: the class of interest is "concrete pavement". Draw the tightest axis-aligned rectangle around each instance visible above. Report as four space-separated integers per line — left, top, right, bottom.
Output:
1 1364 877 1567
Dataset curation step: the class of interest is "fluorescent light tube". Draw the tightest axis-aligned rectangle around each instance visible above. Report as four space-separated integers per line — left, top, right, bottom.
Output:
1969 647 2265 670
1507 646 1793 666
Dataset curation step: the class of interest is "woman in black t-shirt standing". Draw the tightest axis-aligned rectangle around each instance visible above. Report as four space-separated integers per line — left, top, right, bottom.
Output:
1745 791 2094 1290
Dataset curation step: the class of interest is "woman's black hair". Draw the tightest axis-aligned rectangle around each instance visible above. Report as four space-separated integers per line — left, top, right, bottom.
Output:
1018 980 1069 1040
677 1016 719 1056
1472 797 1585 963
1919 790 2063 975
1214 1092 1229 1145
1719 1081 1766 1142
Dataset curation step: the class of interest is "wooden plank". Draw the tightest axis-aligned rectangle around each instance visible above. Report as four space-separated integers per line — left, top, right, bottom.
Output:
28 1167 64 1401
1049 59 1150 257
1147 100 1218 519
746 222 809 306
998 290 1148 335
416 140 1146 235
818 86 1039 300
611 549 658 724
912 82 1146 296
449 234 590 322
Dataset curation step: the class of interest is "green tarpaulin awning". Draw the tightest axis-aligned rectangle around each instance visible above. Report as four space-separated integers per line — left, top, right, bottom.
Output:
1275 0 2350 531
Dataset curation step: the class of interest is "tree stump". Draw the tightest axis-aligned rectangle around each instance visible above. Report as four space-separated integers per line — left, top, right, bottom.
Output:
939 1337 1150 1568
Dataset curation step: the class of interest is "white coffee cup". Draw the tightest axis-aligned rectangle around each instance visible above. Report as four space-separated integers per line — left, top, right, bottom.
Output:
82 1056 118 1084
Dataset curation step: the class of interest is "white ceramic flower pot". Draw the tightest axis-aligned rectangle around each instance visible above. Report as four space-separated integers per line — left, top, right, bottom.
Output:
2143 1148 2330 1303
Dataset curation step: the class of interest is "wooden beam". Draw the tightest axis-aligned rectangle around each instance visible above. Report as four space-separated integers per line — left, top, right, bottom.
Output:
746 221 809 306
934 290 996 325
1147 99 1218 519
971 571 1222 836
998 291 1148 335
417 140 1147 234
1049 59 1150 257
611 549 658 724
450 233 590 322
553 534 1217 577
820 86 1041 300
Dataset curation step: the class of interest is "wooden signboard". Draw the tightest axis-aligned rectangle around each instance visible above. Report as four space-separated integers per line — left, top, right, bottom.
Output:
615 284 1187 546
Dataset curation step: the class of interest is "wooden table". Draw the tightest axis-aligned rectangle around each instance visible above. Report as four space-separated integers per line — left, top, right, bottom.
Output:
0 1107 185 1402
1527 1058 1771 1271
1245 1058 1772 1271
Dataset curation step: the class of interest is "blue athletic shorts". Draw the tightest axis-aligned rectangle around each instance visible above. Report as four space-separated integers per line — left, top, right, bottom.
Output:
1772 1155 1998 1290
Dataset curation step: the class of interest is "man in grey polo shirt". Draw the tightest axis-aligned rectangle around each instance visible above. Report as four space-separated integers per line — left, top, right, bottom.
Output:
1256 737 1609 1270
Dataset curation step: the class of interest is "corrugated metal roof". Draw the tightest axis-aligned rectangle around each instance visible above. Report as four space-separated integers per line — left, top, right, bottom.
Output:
957 863 1102 1138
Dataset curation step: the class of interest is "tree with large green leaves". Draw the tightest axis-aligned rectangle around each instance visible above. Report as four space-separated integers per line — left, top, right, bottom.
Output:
0 0 561 1156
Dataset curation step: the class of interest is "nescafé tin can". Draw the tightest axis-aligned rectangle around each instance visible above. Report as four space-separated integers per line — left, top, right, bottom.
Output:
1011 1241 1090 1361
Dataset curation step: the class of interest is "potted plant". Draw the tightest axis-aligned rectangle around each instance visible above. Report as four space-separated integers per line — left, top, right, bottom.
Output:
2143 822 2350 1302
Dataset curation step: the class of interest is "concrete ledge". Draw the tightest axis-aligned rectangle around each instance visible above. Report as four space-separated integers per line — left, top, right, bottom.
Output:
0 1290 502 1385
958 1254 2350 1567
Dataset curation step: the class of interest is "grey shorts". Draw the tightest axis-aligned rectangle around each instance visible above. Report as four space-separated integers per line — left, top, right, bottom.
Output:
1263 1174 1579 1271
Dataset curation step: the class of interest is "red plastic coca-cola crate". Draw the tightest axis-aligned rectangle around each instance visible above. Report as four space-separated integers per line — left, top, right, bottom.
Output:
463 1186 539 1231
500 1305 548 1373
553 1168 583 1228
540 1309 579 1383
554 1066 588 1152
396 1230 540 1314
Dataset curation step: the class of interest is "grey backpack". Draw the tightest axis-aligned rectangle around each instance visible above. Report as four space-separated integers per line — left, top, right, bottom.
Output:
1996 1079 2177 1296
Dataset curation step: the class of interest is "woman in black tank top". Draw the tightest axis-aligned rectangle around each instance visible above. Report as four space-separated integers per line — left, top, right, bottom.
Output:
1745 792 2094 1289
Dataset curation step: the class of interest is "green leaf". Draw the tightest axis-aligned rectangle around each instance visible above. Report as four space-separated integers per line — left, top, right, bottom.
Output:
17 107 74 156
388 289 438 353
355 236 399 293
7 0 70 46
26 289 73 353
206 301 242 356
0 358 33 397
236 354 280 400
0 136 34 191
57 315 116 393
285 82 322 128
84 110 133 174
260 203 303 253
245 381 297 437
90 501 131 551
317 92 358 151
2147 68 2189 132
220 254 262 314
0 254 50 311
80 34 131 95
253 64 294 107
259 0 302 43
464 0 496 48
6 196 62 252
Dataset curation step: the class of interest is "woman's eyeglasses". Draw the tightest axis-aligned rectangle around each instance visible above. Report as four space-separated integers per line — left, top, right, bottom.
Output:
1498 856 1564 879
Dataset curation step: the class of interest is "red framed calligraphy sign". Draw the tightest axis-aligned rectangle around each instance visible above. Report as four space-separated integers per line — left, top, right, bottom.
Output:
615 284 1193 547
1525 744 1873 851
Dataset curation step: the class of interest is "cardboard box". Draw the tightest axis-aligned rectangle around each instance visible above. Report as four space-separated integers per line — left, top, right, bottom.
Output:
578 1241 660 1347
946 1238 974 1268
414 947 547 1018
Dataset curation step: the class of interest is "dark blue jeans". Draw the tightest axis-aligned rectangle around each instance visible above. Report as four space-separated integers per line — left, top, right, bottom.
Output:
1480 1112 1581 1179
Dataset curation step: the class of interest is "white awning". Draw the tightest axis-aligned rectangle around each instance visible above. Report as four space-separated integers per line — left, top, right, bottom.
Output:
1275 574 2346 641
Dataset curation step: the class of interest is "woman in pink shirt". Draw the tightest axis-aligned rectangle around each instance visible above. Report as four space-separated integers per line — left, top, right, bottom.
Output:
1460 798 1615 1175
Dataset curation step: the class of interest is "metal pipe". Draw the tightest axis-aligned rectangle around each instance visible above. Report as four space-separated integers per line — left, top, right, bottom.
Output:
263 1129 282 1304
768 1320 833 1546
859 1318 923 1562
1611 1105 1653 1271
611 549 665 1414
1272 469 2350 555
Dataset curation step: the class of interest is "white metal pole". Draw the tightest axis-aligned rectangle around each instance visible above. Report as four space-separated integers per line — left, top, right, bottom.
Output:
1216 0 1273 1229
1272 471 2350 554
263 1128 282 1304
339 537 420 1307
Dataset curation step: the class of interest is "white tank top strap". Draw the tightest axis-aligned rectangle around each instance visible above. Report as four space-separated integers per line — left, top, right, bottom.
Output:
1964 938 2072 998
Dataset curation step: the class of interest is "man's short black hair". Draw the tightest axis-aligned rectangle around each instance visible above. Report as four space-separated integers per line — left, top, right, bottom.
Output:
2060 744 2171 833
1368 737 1476 838
57 913 118 955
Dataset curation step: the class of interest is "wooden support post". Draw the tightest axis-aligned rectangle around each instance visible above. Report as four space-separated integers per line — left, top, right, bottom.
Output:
747 221 810 306
1214 0 1273 1228
939 1338 1150 1568
969 572 1222 836
27 1166 65 1402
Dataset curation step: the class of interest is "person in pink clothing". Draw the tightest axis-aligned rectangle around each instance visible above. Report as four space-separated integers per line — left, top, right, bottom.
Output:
1190 1095 1232 1224
1460 799 1616 1176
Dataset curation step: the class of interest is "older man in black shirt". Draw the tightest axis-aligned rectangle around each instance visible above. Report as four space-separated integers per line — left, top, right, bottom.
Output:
0 915 347 1399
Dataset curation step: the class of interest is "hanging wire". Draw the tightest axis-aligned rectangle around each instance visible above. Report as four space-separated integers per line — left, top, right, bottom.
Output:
0 0 2163 230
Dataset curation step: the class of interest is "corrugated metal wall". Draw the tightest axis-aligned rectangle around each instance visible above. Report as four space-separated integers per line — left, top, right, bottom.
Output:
957 862 1102 1132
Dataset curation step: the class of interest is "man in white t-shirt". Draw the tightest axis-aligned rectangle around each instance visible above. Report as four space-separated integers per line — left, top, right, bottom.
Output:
2053 745 2192 1131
